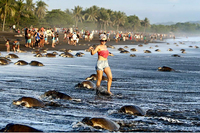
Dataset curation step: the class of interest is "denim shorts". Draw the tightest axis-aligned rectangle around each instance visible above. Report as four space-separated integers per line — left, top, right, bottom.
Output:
95 60 110 71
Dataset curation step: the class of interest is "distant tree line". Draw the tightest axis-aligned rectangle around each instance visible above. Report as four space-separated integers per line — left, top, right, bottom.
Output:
0 0 200 34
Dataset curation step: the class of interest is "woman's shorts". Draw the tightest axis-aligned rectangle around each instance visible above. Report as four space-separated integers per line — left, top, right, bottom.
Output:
52 39 55 43
95 60 109 71
27 39 31 43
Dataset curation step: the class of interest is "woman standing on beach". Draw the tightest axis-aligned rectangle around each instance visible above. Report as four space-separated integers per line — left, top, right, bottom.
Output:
5 39 10 53
35 30 40 48
51 31 56 48
89 34 113 95
27 30 32 48
30 30 35 47
40 30 44 47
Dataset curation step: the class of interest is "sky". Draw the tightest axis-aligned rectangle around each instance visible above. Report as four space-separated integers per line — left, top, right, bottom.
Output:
33 0 200 24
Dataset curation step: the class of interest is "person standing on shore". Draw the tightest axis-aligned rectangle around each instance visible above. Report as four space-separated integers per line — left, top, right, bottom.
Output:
72 32 77 46
40 30 44 47
25 28 28 47
51 31 56 48
89 34 113 95
44 29 49 45
64 31 67 41
31 30 35 48
68 32 73 45
55 32 59 45
107 32 110 41
144 36 146 43
76 32 80 44
115 33 119 43
5 39 10 53
35 30 40 48
27 30 32 48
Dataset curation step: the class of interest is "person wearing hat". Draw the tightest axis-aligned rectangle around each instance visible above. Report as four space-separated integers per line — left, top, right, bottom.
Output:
89 34 113 95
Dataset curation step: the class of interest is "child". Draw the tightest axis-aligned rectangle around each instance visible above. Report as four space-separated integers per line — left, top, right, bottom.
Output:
5 39 10 53
13 40 20 52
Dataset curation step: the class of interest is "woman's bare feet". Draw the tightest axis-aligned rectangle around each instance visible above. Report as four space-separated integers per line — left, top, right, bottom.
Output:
108 91 113 96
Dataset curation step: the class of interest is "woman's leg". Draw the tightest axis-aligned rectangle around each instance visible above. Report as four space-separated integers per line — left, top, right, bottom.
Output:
104 67 113 94
52 40 55 47
96 70 103 88
7 46 10 52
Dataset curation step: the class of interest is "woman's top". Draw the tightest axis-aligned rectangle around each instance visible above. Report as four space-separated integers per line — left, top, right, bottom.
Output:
27 33 31 39
98 50 109 58
5 41 9 47
40 34 44 39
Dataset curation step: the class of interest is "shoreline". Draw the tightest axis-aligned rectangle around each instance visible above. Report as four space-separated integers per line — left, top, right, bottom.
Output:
0 31 163 53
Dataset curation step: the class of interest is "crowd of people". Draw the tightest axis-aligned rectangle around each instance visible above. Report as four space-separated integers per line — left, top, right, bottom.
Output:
23 27 95 49
5 26 172 53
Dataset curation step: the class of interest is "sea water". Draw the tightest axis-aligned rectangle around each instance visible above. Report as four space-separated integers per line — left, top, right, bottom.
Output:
0 36 200 132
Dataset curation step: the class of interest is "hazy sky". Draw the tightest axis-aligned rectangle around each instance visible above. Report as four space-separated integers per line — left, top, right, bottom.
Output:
33 0 200 24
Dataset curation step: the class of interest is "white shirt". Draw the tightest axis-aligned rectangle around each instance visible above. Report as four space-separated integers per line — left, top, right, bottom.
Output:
73 34 77 40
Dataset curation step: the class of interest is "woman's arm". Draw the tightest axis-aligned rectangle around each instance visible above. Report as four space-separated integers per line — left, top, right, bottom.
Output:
89 45 99 55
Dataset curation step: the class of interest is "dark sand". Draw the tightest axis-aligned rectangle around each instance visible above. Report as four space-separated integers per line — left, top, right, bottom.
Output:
0 31 149 52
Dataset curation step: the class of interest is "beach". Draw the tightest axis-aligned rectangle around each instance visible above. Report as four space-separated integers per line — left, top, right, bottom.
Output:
0 31 200 132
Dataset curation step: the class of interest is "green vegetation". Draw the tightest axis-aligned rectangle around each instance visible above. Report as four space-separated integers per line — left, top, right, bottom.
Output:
0 0 200 34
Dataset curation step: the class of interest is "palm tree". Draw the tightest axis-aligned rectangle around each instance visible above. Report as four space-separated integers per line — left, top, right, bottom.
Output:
72 6 84 27
141 17 150 33
65 8 73 15
0 0 15 31
85 5 99 22
25 0 35 14
113 11 126 31
99 8 111 30
106 9 114 28
35 0 48 20
127 15 141 32
14 0 29 26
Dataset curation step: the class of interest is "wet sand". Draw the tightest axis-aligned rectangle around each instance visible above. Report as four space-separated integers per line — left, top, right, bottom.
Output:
0 31 151 52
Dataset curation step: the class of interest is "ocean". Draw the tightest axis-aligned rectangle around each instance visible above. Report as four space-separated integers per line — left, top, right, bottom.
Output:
0 36 200 132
